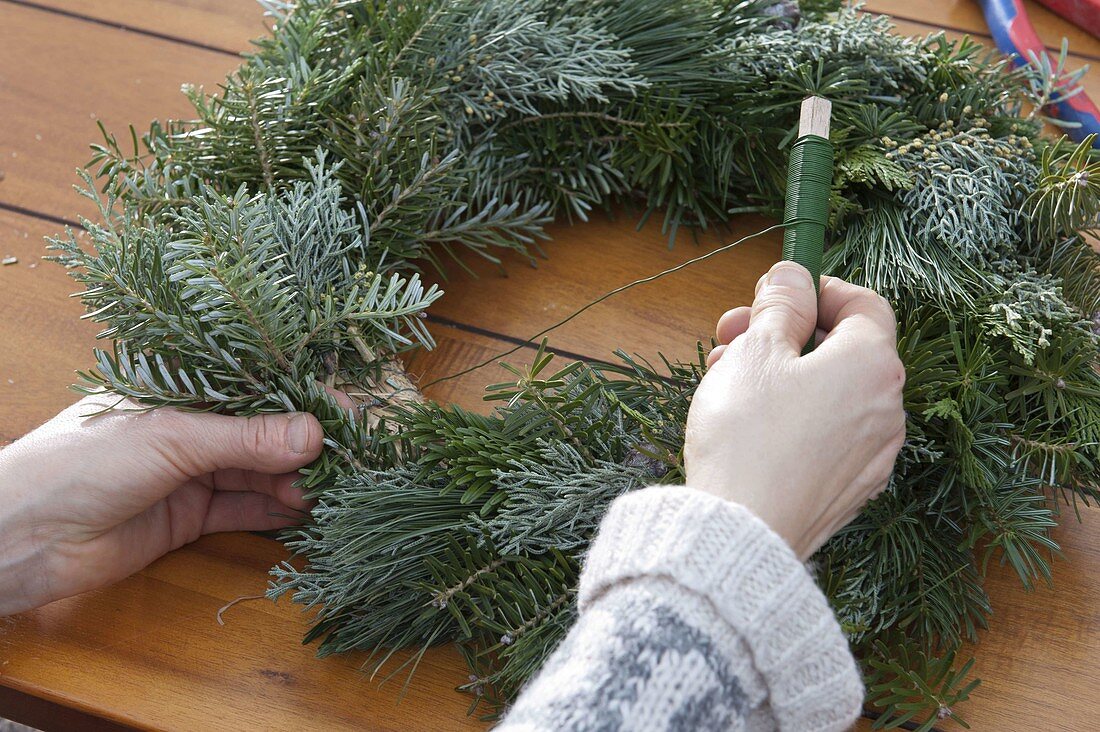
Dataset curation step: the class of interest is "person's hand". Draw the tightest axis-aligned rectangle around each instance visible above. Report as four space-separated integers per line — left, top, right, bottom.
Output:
0 396 323 615
685 262 906 560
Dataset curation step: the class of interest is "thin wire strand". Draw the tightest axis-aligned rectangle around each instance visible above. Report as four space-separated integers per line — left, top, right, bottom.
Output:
423 220 801 387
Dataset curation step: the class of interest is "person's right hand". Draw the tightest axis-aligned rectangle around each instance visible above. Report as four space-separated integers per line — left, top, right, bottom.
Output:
684 262 906 561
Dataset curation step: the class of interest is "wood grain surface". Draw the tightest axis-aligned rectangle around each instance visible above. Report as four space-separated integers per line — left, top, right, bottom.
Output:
868 0 1100 60
13 0 265 54
0 2 250 222
0 1 1097 730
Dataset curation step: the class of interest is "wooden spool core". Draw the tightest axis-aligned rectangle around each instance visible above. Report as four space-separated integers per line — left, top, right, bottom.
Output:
798 96 832 138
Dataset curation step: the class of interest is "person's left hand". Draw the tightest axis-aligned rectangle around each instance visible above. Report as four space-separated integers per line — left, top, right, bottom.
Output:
0 395 323 616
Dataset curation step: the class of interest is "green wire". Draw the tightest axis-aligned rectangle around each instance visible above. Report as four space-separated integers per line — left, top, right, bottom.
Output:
424 221 800 387
781 132 834 353
427 110 834 385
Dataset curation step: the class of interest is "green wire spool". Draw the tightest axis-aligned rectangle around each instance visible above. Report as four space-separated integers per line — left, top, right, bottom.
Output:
782 96 834 353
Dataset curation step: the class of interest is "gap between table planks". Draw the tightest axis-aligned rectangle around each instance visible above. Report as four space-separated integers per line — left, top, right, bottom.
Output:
0 0 1098 730
1 0 263 56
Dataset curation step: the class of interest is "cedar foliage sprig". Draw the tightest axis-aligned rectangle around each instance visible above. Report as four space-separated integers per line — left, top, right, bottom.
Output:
53 0 1100 728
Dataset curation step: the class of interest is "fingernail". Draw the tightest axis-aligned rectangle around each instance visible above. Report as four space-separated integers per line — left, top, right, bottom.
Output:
768 264 812 290
286 413 312 454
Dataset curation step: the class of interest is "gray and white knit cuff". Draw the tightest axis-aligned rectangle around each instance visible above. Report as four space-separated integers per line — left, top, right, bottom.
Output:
578 485 864 732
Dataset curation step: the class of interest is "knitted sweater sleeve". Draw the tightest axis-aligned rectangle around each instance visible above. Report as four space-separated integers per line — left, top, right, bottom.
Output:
496 486 864 732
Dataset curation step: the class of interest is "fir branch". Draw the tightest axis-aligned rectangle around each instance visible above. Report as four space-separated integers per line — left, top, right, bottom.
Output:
431 558 507 609
244 77 277 190
497 110 688 132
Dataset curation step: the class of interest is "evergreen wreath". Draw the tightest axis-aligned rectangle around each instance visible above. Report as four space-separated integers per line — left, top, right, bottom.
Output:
48 0 1100 727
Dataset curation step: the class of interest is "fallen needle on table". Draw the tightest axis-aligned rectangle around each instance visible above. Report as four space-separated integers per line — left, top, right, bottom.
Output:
216 593 267 625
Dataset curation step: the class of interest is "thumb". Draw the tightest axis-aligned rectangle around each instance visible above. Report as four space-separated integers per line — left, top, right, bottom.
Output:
747 261 818 354
150 410 325 476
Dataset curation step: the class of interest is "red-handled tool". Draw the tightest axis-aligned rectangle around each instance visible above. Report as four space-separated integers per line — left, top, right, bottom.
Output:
1035 0 1100 40
978 0 1100 145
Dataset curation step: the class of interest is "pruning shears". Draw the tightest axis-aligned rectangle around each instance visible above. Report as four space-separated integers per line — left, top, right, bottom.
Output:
977 0 1100 144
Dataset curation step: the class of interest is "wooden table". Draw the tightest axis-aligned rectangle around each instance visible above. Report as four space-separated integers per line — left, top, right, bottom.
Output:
0 1 1097 730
